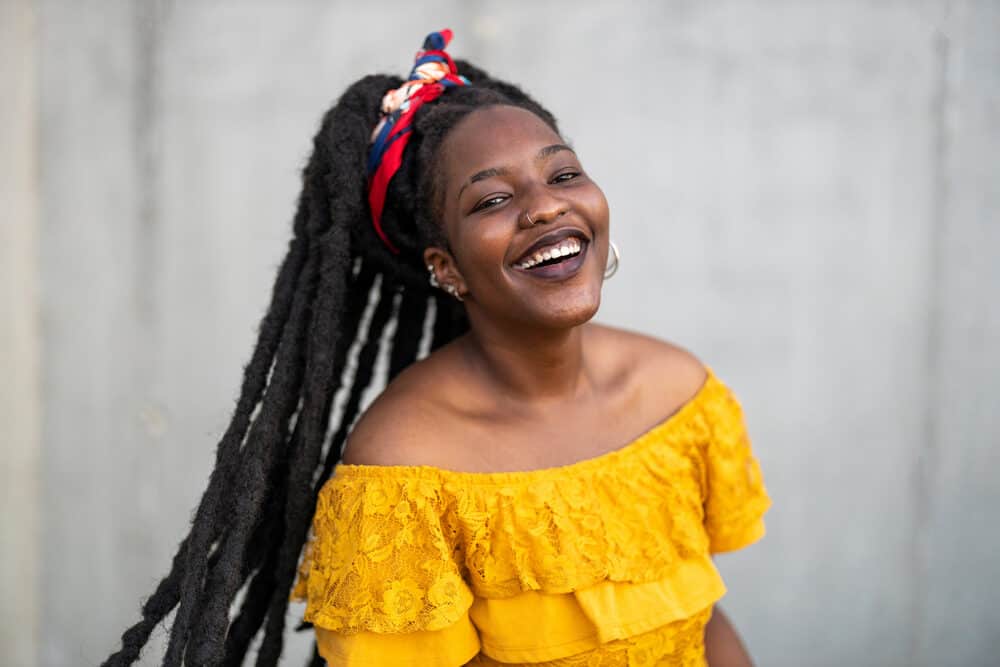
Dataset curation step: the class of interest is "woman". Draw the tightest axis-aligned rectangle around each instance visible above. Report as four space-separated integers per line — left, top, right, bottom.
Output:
105 29 769 667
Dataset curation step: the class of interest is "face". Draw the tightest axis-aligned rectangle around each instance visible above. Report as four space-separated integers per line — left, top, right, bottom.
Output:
425 105 610 331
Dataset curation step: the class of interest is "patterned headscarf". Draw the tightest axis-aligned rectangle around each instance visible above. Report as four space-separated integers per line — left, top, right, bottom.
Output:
367 29 470 254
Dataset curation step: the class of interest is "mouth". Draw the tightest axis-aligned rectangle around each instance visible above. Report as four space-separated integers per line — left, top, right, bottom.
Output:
511 228 590 280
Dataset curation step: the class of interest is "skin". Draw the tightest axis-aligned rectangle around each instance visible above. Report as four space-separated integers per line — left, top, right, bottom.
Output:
343 105 753 665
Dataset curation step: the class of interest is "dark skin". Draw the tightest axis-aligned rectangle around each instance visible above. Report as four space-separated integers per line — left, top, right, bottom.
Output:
343 106 753 666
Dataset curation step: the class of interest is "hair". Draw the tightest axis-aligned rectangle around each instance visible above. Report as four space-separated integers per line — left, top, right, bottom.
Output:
103 60 559 667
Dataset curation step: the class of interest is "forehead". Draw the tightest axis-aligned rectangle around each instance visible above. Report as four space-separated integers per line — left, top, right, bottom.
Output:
438 106 563 183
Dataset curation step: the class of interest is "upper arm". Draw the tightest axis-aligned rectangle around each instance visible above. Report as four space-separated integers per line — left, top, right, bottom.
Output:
696 366 770 554
620 328 709 406
611 329 770 552
340 370 446 467
341 401 421 466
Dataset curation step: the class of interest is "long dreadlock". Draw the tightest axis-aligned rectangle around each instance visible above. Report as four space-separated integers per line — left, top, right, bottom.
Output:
103 58 560 666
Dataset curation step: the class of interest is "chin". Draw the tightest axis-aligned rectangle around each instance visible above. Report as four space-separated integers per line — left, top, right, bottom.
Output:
526 286 602 330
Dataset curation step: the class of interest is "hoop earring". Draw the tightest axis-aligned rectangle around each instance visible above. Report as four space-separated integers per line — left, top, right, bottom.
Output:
604 241 620 279
426 264 440 288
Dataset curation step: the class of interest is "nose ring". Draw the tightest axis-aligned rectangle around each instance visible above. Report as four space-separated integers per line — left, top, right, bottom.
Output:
525 213 535 225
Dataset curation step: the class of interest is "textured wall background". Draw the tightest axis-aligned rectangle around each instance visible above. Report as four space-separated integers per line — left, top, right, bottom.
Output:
2 0 998 665
1 1 41 665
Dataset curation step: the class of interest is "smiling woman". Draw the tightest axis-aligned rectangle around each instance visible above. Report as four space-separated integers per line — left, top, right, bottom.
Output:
104 29 769 667
425 106 609 336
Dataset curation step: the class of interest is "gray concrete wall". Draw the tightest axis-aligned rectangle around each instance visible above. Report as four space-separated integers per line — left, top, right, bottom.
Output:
4 0 998 665
1 1 41 665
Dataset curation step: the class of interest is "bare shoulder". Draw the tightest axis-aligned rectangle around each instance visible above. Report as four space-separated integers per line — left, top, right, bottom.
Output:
587 322 708 403
340 344 461 467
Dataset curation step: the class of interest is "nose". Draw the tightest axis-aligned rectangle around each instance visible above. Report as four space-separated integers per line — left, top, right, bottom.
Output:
518 185 569 229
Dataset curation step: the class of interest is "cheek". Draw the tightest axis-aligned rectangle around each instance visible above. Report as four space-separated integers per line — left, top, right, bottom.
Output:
584 185 611 230
452 218 516 279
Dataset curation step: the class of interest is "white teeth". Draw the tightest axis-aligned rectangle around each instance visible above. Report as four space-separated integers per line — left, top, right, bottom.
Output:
515 237 585 270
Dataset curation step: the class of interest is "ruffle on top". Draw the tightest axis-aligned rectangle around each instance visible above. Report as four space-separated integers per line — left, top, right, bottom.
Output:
291 367 770 666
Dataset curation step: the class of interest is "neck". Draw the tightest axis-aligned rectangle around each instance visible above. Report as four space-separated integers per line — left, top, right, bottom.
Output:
460 313 593 403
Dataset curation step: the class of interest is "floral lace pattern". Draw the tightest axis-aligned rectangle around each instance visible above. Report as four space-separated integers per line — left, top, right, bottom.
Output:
292 368 769 663
698 381 769 553
292 474 475 633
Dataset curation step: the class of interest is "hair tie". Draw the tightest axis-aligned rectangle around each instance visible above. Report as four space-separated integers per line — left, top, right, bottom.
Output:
366 29 470 254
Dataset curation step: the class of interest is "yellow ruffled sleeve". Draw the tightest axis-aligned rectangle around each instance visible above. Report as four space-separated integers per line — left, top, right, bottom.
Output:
291 467 480 667
700 377 771 553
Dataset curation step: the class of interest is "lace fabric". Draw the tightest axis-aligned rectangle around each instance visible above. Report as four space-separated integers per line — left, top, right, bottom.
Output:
292 367 769 665
292 472 475 634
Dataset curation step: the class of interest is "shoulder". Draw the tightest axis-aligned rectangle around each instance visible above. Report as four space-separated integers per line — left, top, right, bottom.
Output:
340 341 464 467
586 322 709 405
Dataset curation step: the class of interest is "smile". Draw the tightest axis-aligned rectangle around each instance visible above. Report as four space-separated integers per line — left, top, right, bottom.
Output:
511 234 590 281
514 237 583 270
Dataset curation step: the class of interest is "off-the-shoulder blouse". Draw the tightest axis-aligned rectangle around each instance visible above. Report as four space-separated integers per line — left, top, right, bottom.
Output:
291 367 770 666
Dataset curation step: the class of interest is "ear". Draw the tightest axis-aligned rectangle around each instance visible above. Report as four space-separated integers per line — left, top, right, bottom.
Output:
423 245 468 297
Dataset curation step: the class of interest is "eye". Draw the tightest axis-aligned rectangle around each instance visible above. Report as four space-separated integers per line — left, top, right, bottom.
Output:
471 194 509 213
552 171 581 184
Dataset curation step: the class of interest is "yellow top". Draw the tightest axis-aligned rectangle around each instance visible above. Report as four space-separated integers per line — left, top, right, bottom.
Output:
291 367 770 666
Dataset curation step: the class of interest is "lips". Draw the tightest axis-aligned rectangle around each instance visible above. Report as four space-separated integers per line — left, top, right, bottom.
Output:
512 227 590 266
509 226 591 282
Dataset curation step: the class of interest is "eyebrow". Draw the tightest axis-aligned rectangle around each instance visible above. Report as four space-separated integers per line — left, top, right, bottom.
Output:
457 143 576 200
537 143 574 159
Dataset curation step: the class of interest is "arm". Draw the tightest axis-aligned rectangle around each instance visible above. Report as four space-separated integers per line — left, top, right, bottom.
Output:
704 605 754 667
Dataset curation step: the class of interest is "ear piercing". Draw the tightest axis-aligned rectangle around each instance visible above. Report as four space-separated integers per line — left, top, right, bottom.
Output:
426 264 440 288
427 263 464 302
